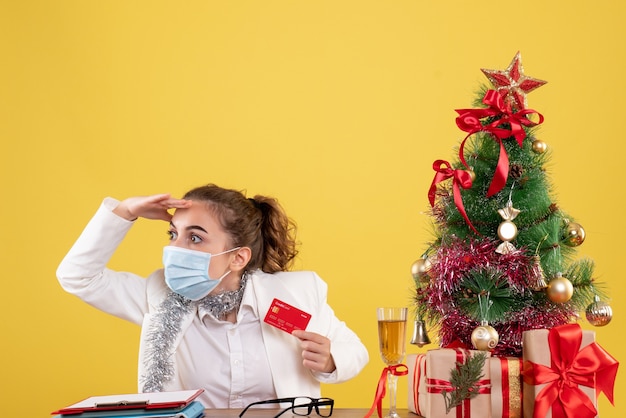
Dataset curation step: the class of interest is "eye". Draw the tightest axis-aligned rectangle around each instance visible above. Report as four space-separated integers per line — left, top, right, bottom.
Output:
167 230 177 241
190 234 202 244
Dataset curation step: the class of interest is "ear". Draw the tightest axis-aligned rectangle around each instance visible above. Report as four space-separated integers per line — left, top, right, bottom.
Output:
230 247 252 273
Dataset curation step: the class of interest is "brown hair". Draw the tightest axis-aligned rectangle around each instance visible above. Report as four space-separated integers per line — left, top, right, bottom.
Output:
183 184 298 273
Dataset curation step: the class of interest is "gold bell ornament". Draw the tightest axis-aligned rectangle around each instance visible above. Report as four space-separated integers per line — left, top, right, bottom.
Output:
409 317 431 347
529 255 548 291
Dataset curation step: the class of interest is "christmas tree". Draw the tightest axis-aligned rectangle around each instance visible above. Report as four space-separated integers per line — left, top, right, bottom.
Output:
412 52 613 357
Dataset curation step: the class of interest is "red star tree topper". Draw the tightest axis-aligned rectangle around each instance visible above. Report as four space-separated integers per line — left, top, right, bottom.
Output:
481 51 547 111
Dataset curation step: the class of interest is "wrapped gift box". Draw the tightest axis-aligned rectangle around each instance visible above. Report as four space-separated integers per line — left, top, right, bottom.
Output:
425 348 492 418
407 353 427 417
488 357 522 418
521 324 618 418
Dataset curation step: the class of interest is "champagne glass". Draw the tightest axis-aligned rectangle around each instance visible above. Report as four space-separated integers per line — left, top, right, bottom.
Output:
377 307 407 418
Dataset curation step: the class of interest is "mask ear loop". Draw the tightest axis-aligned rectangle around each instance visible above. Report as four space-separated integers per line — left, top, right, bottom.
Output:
213 246 242 257
215 269 232 281
211 247 245 282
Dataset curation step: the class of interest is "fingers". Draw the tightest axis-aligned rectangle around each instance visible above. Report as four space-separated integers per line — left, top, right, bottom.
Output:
148 194 190 207
145 194 191 210
116 194 192 221
150 196 192 221
166 198 193 209
292 330 336 373
145 193 173 203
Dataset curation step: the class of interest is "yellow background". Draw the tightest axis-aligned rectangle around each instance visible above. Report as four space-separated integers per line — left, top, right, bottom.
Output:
1 1 624 416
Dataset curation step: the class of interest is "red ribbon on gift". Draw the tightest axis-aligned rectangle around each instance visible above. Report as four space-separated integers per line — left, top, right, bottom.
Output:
364 364 408 418
522 324 619 418
426 349 491 418
411 354 427 416
494 357 523 418
455 89 544 197
428 159 477 234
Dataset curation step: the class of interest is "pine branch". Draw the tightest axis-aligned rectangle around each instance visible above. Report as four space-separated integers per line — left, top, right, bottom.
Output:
443 352 488 414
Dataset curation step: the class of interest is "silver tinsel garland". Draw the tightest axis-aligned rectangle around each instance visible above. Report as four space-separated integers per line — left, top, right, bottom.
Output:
198 273 249 319
140 274 249 392
141 291 193 393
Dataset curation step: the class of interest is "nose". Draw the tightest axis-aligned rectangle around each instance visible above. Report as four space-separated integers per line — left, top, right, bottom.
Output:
168 239 187 249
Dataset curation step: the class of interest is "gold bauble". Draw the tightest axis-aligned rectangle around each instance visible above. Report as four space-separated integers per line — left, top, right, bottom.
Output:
562 222 586 247
585 296 613 327
532 139 548 154
467 169 476 183
411 257 431 282
546 275 574 303
471 324 499 351
497 220 518 241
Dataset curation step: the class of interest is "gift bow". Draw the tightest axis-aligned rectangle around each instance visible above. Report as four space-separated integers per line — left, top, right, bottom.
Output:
428 159 477 234
455 89 544 197
364 364 408 418
522 323 619 418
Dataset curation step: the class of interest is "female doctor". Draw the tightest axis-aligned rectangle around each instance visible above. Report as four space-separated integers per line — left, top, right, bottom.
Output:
56 183 369 408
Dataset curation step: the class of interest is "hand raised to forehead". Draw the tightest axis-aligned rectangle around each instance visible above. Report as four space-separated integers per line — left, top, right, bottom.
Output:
113 193 192 222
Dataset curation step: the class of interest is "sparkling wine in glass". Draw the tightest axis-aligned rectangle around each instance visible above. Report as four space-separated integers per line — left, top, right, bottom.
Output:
377 307 407 418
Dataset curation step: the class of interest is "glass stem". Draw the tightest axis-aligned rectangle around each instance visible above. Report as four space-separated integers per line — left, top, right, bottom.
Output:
387 370 399 418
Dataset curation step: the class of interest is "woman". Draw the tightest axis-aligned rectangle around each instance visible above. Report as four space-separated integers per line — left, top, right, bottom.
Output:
57 184 369 408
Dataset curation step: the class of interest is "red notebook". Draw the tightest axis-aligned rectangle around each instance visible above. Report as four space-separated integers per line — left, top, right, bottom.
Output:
51 389 203 415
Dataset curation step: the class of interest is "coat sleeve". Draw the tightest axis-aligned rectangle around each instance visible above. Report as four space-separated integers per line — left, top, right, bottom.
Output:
307 272 370 383
56 197 151 325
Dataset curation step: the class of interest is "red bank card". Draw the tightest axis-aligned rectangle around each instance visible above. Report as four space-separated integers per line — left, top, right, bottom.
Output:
263 298 311 334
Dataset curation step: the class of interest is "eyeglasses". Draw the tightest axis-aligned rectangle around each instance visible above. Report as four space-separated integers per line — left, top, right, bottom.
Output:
239 397 334 418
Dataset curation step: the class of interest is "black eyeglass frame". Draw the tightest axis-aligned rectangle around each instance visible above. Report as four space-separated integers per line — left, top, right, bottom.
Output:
239 397 334 418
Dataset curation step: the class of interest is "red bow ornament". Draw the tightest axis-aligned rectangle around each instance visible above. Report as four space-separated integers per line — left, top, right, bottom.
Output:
522 324 619 418
455 89 544 197
428 159 477 234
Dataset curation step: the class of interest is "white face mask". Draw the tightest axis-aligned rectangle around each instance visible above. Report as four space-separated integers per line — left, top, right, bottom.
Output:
162 246 240 301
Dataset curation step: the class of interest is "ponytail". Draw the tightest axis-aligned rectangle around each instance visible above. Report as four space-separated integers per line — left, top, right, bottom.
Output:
249 195 298 273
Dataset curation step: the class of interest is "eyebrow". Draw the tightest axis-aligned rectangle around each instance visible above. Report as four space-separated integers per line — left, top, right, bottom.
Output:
169 222 208 234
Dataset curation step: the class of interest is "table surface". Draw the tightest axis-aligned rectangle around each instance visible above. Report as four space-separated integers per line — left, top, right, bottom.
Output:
203 409 415 418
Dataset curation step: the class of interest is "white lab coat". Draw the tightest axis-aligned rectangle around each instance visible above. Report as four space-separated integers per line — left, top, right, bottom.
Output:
57 198 369 399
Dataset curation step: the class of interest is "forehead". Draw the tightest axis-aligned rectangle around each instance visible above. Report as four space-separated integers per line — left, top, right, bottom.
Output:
171 201 224 232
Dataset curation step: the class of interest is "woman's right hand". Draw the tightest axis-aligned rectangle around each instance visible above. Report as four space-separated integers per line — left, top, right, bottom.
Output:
113 194 192 222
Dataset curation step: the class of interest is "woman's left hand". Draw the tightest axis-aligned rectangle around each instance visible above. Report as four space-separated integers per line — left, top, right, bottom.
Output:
292 330 336 373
